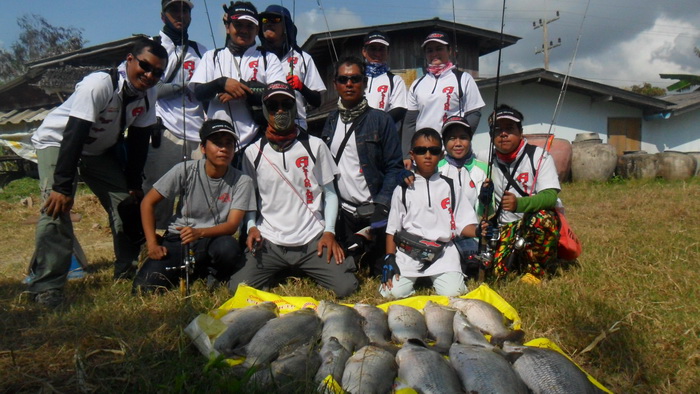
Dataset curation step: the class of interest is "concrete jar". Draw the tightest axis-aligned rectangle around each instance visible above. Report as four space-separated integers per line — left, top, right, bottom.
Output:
571 138 618 182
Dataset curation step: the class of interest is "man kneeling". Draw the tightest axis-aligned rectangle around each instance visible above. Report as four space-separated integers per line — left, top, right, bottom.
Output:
229 82 358 298
133 120 256 293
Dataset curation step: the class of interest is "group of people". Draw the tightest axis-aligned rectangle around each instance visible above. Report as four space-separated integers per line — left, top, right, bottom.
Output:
25 0 563 307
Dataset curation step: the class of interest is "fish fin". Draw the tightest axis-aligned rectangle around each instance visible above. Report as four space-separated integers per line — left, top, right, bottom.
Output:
490 329 526 347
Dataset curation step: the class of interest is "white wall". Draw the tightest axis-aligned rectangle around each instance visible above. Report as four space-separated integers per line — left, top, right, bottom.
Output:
643 110 700 153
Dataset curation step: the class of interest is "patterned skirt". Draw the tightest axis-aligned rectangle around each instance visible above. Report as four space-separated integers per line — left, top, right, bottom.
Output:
492 209 561 279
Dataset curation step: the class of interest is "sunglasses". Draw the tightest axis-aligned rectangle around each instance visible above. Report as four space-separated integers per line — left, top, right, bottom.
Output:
412 146 442 155
262 16 282 24
135 57 165 78
265 99 295 112
335 75 364 84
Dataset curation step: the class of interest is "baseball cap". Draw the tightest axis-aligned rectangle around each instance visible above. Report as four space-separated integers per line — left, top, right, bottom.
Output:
422 31 451 47
364 30 390 47
199 119 237 142
162 0 193 11
263 81 296 102
441 115 473 139
491 108 523 123
224 2 259 25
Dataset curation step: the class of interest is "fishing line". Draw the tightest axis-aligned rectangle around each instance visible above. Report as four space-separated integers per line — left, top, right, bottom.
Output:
316 0 339 63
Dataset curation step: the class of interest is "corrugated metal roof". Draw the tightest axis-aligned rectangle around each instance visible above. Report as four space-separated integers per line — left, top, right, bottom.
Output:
0 108 54 126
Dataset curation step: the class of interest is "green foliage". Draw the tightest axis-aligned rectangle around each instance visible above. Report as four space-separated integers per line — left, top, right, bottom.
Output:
0 14 85 83
659 47 700 92
627 82 666 97
0 177 38 202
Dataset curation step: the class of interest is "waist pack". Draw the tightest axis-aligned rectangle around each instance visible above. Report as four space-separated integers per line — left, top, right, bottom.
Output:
395 230 446 271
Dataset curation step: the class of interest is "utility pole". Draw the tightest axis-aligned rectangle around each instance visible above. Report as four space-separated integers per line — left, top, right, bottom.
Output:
533 11 561 70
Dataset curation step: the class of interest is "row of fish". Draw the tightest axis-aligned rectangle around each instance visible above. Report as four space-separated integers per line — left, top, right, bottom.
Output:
211 299 602 393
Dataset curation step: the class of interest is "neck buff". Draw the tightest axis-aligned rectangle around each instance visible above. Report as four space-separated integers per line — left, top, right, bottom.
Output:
226 38 253 56
265 125 298 151
365 62 390 78
162 22 188 46
445 148 474 168
496 139 525 163
427 62 454 77
338 97 369 124
118 62 146 100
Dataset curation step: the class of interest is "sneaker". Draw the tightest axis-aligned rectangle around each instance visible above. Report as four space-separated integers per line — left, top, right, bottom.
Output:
34 289 65 308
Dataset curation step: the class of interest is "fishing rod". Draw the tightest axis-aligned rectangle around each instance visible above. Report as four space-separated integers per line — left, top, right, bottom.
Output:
476 0 507 280
316 0 339 64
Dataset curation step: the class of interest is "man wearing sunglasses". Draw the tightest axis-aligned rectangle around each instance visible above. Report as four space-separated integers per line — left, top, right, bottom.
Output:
230 82 358 298
27 38 168 307
143 0 209 230
191 1 285 148
258 5 325 131
321 56 403 277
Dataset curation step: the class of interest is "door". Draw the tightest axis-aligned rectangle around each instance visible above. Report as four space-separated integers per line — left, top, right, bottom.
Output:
608 118 641 156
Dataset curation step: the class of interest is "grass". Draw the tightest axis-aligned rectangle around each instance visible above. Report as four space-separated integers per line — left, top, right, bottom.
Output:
1 177 699 392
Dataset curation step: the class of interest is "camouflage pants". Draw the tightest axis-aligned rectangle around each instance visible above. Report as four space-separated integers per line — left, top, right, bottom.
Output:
493 210 560 279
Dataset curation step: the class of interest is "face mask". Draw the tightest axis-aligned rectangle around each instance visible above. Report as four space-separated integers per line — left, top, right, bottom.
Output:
262 99 297 133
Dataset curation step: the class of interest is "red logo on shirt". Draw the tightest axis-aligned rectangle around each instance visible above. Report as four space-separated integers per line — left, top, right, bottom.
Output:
469 180 475 189
377 85 388 109
218 193 231 203
442 86 454 123
441 197 451 210
296 156 309 168
517 173 530 194
249 60 259 81
132 107 144 117
183 60 195 79
287 57 298 65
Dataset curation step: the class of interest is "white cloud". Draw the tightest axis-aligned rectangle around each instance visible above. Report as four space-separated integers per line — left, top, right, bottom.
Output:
296 7 364 44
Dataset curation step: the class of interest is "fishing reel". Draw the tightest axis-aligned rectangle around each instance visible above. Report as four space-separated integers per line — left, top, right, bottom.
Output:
477 223 501 268
166 248 196 296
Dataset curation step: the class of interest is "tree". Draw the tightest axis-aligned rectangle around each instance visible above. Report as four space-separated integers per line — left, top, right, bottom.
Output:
627 82 666 97
659 47 700 92
0 14 85 83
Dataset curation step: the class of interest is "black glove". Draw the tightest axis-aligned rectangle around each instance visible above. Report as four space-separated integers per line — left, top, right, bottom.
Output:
381 253 400 285
370 203 390 229
478 181 494 207
396 169 414 187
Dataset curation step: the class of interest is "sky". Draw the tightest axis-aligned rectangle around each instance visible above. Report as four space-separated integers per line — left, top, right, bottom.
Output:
1 0 698 90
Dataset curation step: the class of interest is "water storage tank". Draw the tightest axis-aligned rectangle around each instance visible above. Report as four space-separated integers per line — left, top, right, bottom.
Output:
616 151 658 179
571 134 617 182
656 151 697 180
524 134 572 182
687 152 700 177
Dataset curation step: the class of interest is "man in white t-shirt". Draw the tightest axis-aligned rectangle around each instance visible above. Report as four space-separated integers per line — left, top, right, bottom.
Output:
361 30 407 126
230 82 358 298
27 38 168 307
258 5 326 131
143 0 209 229
190 1 285 148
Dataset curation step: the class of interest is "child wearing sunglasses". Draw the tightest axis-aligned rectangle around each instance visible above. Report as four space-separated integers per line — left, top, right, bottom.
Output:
381 128 478 298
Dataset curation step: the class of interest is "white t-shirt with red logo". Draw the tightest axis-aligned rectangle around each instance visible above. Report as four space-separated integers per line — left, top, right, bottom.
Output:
242 135 339 246
279 49 326 130
365 72 407 113
156 31 208 142
407 69 485 133
386 172 477 277
190 46 286 147
32 63 157 156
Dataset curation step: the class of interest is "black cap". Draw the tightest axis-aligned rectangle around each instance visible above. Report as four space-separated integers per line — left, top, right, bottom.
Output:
442 115 473 139
199 119 237 142
364 30 390 47
263 81 296 102
223 2 258 25
422 31 451 47
162 0 193 11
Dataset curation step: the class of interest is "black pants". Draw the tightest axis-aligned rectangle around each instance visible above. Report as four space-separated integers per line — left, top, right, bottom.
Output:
336 209 387 277
133 234 240 292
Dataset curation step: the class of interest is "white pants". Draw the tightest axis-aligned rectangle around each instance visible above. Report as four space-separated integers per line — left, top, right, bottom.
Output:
379 271 466 299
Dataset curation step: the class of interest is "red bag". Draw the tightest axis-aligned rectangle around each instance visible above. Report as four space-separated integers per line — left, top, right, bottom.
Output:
556 207 582 260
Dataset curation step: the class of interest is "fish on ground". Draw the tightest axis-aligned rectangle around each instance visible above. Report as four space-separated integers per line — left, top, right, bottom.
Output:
422 300 456 354
452 310 495 348
449 342 528 394
250 341 322 392
314 336 351 385
243 307 322 368
317 301 369 353
503 343 604 394
354 303 399 354
449 297 525 345
387 304 427 344
395 339 463 394
342 345 398 394
213 301 278 357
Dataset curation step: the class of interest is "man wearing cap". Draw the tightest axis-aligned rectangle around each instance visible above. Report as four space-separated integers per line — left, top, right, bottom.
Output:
143 0 209 229
402 30 485 168
361 30 407 125
321 56 404 277
230 82 358 298
133 119 256 293
27 38 168 307
191 1 285 148
479 104 561 279
258 5 326 131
